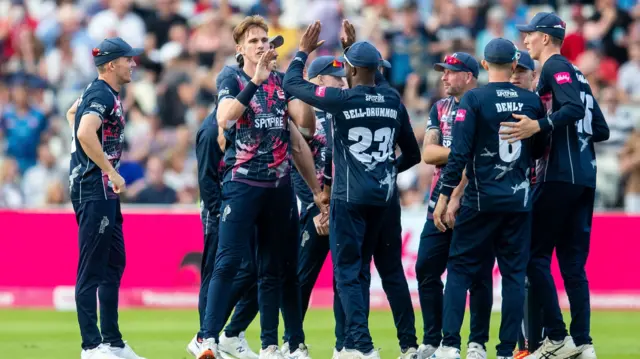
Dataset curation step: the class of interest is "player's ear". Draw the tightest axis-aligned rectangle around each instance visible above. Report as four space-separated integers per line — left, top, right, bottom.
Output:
236 43 243 56
481 60 489 71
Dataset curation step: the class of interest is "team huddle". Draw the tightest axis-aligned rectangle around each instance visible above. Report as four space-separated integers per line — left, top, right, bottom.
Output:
67 9 609 359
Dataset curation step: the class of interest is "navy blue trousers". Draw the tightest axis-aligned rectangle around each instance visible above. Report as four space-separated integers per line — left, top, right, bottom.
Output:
197 219 259 340
330 199 387 353
73 199 125 350
202 181 292 348
442 206 530 357
280 194 305 350
527 183 595 346
416 219 493 348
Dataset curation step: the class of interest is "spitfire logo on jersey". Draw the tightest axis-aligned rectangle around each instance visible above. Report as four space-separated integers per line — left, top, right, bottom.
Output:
554 72 572 84
254 115 285 129
497 89 519 98
365 94 385 103
495 102 524 112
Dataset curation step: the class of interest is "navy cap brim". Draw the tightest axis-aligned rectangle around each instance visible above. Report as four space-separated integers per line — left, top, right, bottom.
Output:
380 59 392 68
124 48 144 57
517 63 534 71
516 24 536 33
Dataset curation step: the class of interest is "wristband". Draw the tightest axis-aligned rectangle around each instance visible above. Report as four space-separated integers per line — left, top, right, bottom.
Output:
237 82 259 107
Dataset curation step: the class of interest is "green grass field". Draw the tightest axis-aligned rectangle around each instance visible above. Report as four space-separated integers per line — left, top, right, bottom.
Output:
1 309 638 358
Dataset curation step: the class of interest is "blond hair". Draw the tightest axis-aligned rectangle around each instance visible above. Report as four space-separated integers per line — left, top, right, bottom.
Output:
232 15 269 44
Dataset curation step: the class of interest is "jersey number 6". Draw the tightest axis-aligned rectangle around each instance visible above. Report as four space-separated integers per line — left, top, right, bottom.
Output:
349 127 395 164
498 125 522 163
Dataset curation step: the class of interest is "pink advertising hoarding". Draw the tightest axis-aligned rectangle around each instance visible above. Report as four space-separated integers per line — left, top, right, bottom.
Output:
0 208 639 309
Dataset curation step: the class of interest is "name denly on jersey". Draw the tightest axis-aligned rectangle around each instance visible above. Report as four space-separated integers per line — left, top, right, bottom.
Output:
343 107 398 120
495 102 524 113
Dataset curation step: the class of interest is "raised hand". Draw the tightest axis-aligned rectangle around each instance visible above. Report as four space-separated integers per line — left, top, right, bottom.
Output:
252 49 277 84
340 19 356 50
299 21 325 54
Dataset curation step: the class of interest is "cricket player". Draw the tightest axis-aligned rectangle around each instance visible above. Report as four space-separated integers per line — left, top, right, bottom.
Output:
189 108 259 359
505 13 610 359
218 34 315 359
198 15 324 359
432 38 547 359
68 37 145 359
416 52 493 359
508 50 543 359
283 22 421 359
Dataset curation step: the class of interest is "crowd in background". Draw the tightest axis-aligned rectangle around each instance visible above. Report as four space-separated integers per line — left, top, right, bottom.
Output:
1 0 639 212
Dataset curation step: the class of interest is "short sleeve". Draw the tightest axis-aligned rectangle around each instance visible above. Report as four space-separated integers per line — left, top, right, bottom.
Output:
81 90 115 120
217 75 241 102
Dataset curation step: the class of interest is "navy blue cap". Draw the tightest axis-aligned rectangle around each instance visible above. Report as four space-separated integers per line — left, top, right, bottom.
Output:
92 37 143 66
484 38 519 64
308 56 346 79
516 12 566 40
433 52 479 78
517 50 535 71
340 41 383 69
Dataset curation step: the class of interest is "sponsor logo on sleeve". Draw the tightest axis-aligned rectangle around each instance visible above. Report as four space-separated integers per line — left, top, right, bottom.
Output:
315 86 326 97
554 72 572 85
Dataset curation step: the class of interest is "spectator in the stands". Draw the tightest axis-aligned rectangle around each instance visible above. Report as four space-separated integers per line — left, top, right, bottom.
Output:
618 41 640 102
135 156 177 205
585 0 634 65
88 0 146 48
22 141 66 207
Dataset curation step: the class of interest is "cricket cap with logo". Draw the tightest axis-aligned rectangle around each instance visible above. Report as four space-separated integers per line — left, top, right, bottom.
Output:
92 37 143 66
484 38 520 64
516 12 567 40
339 41 390 69
308 56 346 79
517 50 535 71
433 52 480 78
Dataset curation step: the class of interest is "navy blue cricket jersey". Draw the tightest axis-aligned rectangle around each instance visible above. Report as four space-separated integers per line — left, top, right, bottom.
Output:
283 51 420 206
216 66 295 187
196 109 225 235
291 108 330 209
426 96 458 218
69 79 126 203
535 54 610 188
440 82 547 212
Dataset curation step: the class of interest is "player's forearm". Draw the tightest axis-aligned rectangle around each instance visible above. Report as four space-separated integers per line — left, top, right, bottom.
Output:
66 99 79 128
289 100 316 138
451 170 467 199
422 144 450 165
283 52 328 110
217 82 260 129
291 124 322 195
538 99 584 133
77 129 116 175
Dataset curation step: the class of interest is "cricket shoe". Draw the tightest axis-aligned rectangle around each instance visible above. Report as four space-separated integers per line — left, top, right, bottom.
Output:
417 344 437 359
260 345 285 359
281 342 290 356
430 346 461 359
513 350 530 359
399 347 419 359
465 343 486 359
332 348 343 359
81 344 121 359
575 345 596 359
107 342 147 359
198 338 220 359
524 337 580 359
187 334 203 358
287 343 311 359
341 349 381 359
219 332 259 359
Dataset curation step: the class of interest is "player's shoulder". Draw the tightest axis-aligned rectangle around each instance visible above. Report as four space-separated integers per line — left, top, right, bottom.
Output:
462 88 482 103
216 65 242 86
197 111 219 144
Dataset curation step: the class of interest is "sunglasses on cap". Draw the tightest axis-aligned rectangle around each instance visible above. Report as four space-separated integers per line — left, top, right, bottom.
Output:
318 59 345 73
443 55 472 71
